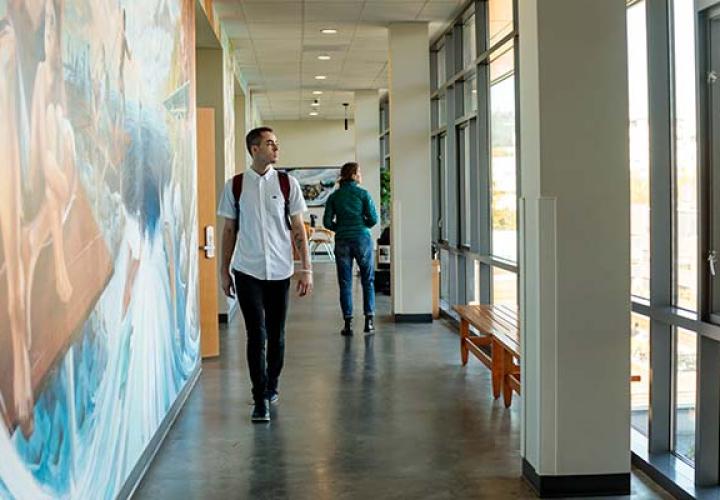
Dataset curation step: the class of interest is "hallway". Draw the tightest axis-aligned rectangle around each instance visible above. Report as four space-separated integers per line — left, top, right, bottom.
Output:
135 265 667 499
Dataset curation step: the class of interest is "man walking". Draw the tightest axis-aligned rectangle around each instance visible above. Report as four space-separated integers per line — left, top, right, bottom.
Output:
218 127 313 422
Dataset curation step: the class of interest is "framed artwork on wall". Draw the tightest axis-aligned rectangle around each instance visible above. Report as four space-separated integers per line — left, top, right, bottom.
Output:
285 167 340 207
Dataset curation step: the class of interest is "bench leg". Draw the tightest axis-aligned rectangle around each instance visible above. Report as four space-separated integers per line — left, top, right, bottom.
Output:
491 339 502 400
502 350 514 408
460 319 469 366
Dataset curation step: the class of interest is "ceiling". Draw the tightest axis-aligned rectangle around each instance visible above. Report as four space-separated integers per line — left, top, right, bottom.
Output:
212 0 468 120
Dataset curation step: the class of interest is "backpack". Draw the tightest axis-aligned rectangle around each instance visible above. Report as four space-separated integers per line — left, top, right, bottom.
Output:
232 171 292 231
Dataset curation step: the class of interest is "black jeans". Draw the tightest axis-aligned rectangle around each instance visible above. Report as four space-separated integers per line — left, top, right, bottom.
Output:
234 270 290 404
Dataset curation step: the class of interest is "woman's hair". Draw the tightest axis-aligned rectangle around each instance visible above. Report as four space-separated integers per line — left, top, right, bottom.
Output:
339 162 359 183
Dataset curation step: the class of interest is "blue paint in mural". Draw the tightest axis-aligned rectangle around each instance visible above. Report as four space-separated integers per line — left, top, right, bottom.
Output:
0 0 198 498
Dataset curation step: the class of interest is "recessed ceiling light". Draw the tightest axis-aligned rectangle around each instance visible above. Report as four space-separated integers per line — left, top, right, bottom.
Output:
311 99 320 107
321 29 337 34
318 55 331 60
312 91 323 95
309 111 319 116
314 75 327 80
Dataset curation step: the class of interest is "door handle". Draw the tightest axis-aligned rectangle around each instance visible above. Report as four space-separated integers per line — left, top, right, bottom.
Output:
200 225 215 259
709 250 717 277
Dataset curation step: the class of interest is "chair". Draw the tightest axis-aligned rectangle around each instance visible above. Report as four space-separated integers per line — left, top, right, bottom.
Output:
309 227 335 262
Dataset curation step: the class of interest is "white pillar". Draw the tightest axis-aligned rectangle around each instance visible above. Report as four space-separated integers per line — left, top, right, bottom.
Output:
518 0 631 495
388 22 432 321
354 90 382 241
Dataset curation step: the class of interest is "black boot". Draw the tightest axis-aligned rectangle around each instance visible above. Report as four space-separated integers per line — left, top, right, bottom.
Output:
364 315 375 333
341 317 353 336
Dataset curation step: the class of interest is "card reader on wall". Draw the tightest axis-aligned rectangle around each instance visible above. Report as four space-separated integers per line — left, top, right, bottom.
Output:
201 225 215 258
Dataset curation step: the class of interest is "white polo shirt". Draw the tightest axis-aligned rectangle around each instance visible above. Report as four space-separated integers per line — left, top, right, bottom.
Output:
217 167 306 281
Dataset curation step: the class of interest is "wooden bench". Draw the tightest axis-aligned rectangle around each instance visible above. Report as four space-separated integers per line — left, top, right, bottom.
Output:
453 304 520 408
453 304 643 409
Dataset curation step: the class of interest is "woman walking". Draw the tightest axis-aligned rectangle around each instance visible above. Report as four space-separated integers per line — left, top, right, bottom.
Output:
323 162 379 335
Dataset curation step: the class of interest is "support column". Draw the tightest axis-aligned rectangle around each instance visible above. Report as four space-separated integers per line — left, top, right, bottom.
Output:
354 90 382 241
388 22 432 322
234 82 247 174
518 0 631 496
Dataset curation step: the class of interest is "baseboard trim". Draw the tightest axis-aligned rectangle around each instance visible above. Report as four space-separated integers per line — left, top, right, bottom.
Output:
394 313 433 323
121 363 201 499
522 459 631 498
219 301 239 324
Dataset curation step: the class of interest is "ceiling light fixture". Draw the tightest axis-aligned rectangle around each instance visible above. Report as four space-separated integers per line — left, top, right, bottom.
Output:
309 111 319 116
320 28 338 34
318 55 331 60
314 75 327 80
312 91 323 95
312 99 320 107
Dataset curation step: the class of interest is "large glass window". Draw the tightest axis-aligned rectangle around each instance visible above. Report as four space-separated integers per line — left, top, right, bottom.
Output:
460 125 472 246
439 94 447 127
490 44 517 262
439 134 448 241
627 0 651 299
464 76 477 115
463 12 477 69
631 313 650 437
437 44 447 87
492 268 517 306
673 0 698 312
673 327 697 464
440 249 450 303
488 0 513 48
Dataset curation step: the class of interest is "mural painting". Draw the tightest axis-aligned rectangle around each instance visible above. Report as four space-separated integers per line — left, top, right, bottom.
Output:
0 0 200 497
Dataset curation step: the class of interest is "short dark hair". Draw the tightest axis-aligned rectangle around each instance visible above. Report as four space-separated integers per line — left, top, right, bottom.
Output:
246 127 274 155
339 162 359 183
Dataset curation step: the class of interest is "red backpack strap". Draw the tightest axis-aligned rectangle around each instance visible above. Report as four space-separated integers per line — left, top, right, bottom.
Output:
278 172 292 230
278 172 290 202
231 173 243 228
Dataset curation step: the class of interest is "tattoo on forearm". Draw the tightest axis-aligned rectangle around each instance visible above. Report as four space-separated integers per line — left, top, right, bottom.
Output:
293 230 311 269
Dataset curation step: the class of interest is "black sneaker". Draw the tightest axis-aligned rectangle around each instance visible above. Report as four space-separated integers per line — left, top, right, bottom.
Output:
341 317 353 336
364 315 375 334
266 390 279 405
251 400 270 422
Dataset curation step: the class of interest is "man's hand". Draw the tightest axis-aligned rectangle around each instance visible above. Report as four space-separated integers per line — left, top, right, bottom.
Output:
296 271 313 297
222 271 235 298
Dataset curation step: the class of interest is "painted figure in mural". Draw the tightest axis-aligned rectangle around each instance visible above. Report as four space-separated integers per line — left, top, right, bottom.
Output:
0 0 78 437
28 0 77 305
0 17 33 437
218 127 313 423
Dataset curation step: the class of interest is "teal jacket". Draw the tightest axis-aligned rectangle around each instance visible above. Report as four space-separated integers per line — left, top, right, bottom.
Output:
323 181 378 241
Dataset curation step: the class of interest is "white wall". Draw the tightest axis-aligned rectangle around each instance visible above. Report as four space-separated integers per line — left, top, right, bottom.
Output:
266 120 356 168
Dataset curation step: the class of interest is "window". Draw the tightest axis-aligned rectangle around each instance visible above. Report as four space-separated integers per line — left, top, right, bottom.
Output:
673 327 697 464
438 94 447 127
492 268 517 305
440 249 450 302
439 133 448 241
490 43 517 262
464 76 477 115
627 0 650 300
631 313 650 437
463 12 476 69
488 0 513 48
673 0 698 311
437 44 447 87
459 125 472 247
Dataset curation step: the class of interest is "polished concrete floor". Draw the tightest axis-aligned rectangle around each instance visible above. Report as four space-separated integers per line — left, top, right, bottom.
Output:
135 264 671 499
